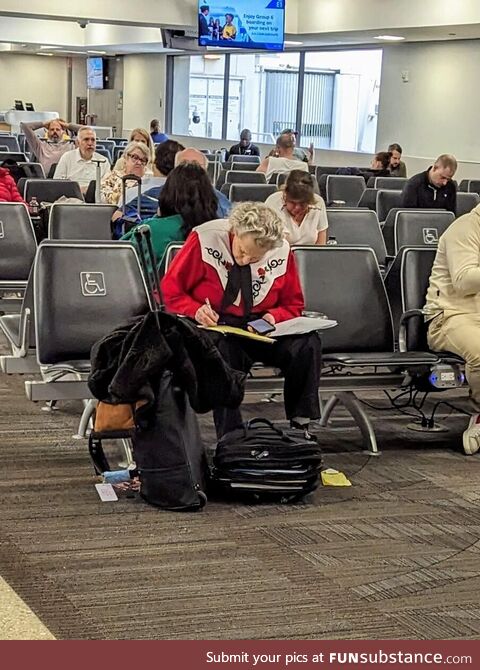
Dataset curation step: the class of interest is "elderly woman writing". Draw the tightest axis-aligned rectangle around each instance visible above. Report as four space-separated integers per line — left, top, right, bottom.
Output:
161 202 322 438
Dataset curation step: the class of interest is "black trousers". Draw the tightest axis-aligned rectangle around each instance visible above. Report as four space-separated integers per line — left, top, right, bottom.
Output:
208 332 322 438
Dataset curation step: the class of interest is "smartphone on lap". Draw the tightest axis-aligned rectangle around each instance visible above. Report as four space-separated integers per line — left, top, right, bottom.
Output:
247 318 276 336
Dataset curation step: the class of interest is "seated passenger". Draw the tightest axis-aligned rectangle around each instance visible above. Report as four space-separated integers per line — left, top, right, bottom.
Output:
114 127 155 174
400 154 457 214
388 142 407 177
54 127 109 192
226 129 260 160
0 165 25 203
121 162 219 272
161 202 322 438
112 140 186 225
424 202 480 454
280 129 314 165
264 170 328 245
121 139 186 208
20 118 81 175
150 119 169 145
257 133 309 182
369 151 392 177
100 141 149 205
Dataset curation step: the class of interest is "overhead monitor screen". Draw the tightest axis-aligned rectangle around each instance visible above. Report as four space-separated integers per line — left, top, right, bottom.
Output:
198 1 285 51
87 57 104 89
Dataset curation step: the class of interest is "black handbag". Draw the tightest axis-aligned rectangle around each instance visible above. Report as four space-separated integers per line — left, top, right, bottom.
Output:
213 418 322 502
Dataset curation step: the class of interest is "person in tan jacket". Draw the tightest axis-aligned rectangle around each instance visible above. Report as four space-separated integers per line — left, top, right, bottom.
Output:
425 203 480 454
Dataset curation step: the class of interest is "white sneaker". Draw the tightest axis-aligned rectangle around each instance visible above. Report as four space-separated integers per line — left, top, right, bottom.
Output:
462 414 480 455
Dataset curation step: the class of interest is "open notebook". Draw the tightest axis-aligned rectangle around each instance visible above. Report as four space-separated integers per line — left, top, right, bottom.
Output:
202 316 337 343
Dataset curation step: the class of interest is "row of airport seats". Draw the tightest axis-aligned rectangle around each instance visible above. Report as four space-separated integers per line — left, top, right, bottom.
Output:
0 230 453 454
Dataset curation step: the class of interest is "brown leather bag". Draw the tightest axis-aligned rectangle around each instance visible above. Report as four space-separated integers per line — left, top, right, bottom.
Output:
94 401 146 433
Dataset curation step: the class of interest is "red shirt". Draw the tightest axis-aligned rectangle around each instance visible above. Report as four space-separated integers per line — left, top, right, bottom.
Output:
161 220 304 323
0 168 25 203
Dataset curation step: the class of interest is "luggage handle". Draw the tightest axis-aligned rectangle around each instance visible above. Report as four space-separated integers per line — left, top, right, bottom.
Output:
134 224 164 316
122 173 142 216
244 417 286 438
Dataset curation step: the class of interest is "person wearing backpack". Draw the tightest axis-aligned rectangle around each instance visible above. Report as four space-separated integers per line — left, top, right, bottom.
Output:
0 166 25 203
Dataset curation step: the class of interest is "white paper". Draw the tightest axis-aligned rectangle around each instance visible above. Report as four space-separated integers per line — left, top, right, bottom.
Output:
95 483 118 502
272 316 337 337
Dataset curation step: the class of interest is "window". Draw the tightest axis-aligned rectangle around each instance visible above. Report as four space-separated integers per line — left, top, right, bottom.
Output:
168 49 382 154
171 55 226 139
227 52 300 143
303 50 382 153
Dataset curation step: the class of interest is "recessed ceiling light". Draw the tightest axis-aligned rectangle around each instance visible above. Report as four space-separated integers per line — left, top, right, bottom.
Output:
87 50 107 54
36 52 54 56
204 54 221 60
284 40 303 46
374 35 405 42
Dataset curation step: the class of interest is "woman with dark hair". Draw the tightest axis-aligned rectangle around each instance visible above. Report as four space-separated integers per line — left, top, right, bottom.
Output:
122 162 218 272
371 151 392 175
264 170 328 245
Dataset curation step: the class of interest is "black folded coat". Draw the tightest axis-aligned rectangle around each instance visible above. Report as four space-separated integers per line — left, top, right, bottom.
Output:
88 312 246 423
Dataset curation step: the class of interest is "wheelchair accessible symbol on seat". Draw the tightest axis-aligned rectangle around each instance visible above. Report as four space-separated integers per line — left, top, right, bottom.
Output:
0 221 4 239
80 272 106 296
422 228 439 245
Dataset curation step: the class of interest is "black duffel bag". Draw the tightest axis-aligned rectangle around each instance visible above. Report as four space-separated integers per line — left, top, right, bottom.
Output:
133 372 209 512
213 418 322 503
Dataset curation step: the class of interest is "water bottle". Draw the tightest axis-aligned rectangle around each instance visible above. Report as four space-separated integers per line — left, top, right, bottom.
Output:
327 235 338 246
28 196 39 216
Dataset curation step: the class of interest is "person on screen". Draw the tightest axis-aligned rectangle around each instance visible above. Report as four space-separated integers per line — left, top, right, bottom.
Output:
222 14 237 40
199 5 210 36
212 19 221 40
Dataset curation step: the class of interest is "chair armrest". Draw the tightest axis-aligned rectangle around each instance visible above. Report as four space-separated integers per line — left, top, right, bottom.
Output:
18 307 31 357
398 308 425 352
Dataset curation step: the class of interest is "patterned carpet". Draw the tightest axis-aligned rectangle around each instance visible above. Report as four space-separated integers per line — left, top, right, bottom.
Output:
0 346 480 639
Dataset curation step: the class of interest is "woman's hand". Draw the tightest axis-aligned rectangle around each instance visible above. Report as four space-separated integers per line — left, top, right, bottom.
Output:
195 304 219 327
262 313 276 326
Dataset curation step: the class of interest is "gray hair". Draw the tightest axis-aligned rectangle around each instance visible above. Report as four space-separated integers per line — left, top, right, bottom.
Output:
229 202 285 250
434 154 457 173
77 126 96 140
123 140 150 162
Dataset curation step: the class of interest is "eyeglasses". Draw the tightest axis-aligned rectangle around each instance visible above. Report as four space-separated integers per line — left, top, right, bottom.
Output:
126 153 148 165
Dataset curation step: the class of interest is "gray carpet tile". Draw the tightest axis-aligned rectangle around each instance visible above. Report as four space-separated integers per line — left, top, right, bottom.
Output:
0 339 479 639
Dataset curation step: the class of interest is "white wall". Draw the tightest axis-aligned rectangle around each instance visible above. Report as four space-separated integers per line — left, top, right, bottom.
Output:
122 54 166 137
0 53 69 118
377 40 480 162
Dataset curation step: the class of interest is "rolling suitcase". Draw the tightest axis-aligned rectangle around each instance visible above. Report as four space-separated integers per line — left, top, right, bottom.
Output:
112 173 142 239
132 225 209 510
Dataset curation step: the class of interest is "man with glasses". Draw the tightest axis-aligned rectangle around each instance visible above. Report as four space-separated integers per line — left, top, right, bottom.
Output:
400 154 457 214
54 126 109 192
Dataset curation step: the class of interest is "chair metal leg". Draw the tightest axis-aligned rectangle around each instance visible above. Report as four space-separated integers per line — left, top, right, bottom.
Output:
73 398 97 439
319 391 380 455
335 391 380 456
319 393 341 426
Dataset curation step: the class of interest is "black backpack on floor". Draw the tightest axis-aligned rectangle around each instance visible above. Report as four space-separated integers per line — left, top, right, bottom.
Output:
213 418 323 503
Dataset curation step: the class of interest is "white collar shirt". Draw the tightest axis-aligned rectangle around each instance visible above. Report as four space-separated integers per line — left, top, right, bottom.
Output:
53 148 110 188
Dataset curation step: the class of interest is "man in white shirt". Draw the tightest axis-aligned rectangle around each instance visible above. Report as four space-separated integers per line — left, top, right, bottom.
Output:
256 134 309 183
54 127 109 192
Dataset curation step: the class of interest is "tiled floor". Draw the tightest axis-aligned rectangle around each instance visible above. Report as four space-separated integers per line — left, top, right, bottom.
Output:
0 576 54 640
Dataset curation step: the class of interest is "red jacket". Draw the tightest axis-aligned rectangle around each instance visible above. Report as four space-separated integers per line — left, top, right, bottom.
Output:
0 168 25 203
161 219 304 323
